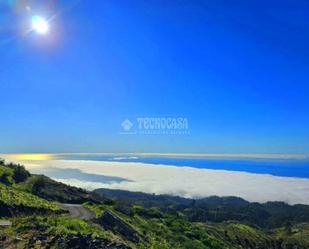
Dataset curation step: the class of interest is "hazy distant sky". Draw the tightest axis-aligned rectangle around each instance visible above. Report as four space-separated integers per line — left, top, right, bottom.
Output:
0 0 309 153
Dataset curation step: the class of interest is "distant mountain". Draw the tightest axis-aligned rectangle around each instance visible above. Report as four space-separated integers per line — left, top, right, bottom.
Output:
94 188 193 206
94 188 309 229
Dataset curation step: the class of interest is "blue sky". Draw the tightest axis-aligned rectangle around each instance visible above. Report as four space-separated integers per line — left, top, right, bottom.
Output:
0 0 309 154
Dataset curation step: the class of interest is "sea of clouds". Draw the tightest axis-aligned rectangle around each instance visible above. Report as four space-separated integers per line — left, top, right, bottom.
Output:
14 159 309 205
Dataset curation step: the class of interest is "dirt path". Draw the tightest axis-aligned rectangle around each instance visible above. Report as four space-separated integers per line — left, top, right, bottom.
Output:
0 220 12 227
59 204 95 220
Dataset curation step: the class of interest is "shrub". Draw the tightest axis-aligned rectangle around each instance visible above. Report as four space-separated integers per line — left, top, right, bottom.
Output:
12 165 30 183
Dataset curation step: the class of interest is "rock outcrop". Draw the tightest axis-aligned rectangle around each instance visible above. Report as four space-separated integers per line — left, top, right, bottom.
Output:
98 211 140 242
55 234 129 249
13 233 130 249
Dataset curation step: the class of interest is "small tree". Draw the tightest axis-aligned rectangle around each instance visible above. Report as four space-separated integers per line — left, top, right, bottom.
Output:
12 165 30 183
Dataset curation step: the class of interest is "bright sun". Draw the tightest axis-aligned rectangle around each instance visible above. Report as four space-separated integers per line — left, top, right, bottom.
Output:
31 15 49 34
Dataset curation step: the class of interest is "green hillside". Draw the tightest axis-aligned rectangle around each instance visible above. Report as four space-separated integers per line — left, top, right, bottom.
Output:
95 188 309 229
0 161 60 217
1 159 309 249
0 183 59 212
84 202 309 249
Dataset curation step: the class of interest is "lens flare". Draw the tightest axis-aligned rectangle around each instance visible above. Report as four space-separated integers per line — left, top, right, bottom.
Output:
31 15 49 34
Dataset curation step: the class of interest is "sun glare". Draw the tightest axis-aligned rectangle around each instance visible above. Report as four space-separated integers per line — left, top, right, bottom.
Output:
31 15 49 34
5 154 54 161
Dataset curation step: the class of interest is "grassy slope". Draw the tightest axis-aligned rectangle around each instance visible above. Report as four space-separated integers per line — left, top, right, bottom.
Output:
85 202 229 249
85 202 309 249
0 163 60 214
273 223 309 248
0 161 125 248
0 214 123 249
0 183 59 211
0 160 108 216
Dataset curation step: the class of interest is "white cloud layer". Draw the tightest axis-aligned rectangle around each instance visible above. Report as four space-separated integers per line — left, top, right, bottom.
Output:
16 159 309 205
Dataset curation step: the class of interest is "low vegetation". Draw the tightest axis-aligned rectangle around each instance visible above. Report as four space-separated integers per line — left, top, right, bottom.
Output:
0 183 59 212
95 188 309 229
0 161 60 217
85 202 309 249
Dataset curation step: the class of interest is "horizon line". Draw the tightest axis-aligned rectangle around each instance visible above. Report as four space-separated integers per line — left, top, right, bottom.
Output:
1 152 309 160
